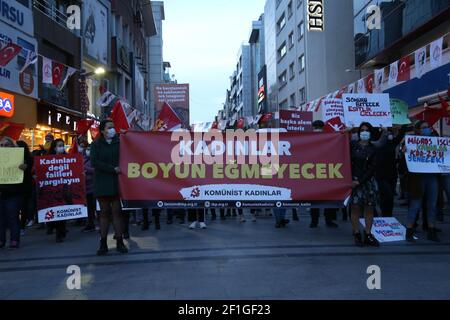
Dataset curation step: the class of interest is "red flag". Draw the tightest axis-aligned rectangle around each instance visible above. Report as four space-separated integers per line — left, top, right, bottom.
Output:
89 121 100 140
211 122 219 130
335 87 347 99
259 113 273 124
52 62 65 86
324 117 346 133
152 102 182 132
0 43 22 67
76 119 94 135
237 118 245 129
365 74 374 93
397 56 411 82
439 95 450 117
0 122 25 140
110 100 130 132
68 137 79 154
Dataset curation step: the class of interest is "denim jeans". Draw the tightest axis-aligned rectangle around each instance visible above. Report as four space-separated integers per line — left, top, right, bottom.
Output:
407 174 438 226
0 194 22 243
273 208 286 223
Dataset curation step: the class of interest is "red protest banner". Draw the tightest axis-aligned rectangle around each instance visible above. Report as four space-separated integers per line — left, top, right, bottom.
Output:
35 154 88 223
119 131 352 208
279 110 313 132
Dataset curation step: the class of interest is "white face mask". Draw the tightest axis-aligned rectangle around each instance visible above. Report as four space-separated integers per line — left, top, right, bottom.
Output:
107 128 116 139
78 146 84 153
388 135 394 141
85 150 90 157
56 146 65 154
360 131 371 141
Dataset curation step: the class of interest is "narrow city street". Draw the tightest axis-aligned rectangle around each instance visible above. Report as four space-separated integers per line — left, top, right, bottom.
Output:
1 209 450 300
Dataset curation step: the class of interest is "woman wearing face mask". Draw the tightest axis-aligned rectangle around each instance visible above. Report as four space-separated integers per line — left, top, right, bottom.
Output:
90 120 128 255
349 122 380 247
405 121 440 242
47 139 69 243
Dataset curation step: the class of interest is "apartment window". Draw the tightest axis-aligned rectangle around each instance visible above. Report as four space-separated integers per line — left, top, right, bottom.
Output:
299 54 305 73
290 93 296 108
298 21 304 40
288 31 294 49
288 1 293 18
297 0 302 9
277 13 286 33
276 0 282 8
279 99 288 110
278 70 287 88
299 87 306 104
278 42 287 61
289 62 295 80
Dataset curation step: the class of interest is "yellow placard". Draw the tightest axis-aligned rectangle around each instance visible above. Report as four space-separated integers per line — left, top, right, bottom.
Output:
0 148 24 184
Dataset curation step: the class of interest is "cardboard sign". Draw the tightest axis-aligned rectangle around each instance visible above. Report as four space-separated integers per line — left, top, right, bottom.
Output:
0 147 23 184
343 94 392 128
360 217 406 243
321 99 345 132
390 99 411 125
279 110 313 132
405 135 450 173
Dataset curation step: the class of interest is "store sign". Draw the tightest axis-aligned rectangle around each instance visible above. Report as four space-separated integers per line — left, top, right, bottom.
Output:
307 0 324 32
37 105 78 132
0 21 38 98
0 91 14 118
0 0 34 37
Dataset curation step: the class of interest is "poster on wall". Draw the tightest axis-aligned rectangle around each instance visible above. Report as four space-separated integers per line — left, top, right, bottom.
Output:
83 0 108 65
35 154 88 223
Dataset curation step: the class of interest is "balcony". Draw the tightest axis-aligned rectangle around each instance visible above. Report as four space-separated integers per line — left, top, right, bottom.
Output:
33 0 80 35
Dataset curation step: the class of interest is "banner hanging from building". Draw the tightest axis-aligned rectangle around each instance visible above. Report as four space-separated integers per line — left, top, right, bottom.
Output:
405 135 450 173
279 110 313 132
35 154 88 223
342 94 392 128
119 131 353 209
154 84 190 129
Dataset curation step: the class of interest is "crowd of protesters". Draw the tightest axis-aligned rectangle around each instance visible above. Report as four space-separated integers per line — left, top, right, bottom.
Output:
0 118 447 254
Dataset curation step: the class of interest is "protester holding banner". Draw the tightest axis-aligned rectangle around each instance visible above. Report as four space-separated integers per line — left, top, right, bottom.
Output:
80 141 96 233
349 123 380 247
188 209 206 229
90 120 128 255
45 139 70 243
405 121 440 242
0 137 27 249
16 141 34 235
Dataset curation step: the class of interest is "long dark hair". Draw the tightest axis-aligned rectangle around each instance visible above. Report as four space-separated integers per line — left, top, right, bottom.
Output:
48 139 66 155
358 122 374 141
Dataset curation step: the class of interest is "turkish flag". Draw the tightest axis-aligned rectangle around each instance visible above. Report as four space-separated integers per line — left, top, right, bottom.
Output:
0 43 22 67
152 102 182 132
0 122 25 140
397 56 411 82
110 100 130 132
52 62 65 86
365 74 374 93
211 122 219 130
259 113 273 124
89 122 100 140
76 119 94 135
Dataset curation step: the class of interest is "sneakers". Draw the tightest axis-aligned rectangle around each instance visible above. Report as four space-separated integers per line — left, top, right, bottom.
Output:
116 238 129 254
353 232 364 247
26 220 34 228
189 222 197 229
97 238 108 256
427 228 441 243
199 222 207 229
364 232 380 247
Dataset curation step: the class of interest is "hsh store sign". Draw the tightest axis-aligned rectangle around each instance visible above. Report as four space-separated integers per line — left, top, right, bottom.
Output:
307 0 324 32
